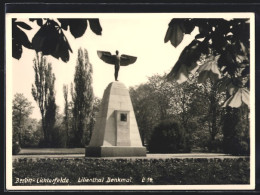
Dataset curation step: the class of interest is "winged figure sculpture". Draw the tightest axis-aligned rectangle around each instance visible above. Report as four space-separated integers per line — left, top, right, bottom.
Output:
97 50 137 81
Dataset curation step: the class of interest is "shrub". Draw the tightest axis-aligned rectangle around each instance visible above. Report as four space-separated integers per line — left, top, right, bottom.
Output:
148 120 190 153
12 141 21 155
12 157 250 185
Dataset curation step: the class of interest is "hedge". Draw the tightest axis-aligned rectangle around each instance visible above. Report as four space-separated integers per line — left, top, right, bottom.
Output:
13 158 250 185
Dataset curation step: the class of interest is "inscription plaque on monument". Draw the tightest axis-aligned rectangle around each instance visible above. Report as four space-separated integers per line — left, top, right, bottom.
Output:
115 110 130 146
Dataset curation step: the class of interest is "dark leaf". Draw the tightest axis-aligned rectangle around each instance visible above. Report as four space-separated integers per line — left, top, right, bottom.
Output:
15 22 32 30
29 18 43 26
241 66 249 77
12 41 22 60
216 19 231 35
18 29 32 49
198 22 211 35
32 20 72 62
164 26 173 43
58 19 88 38
183 19 195 34
12 20 32 58
231 20 250 48
37 19 43 26
58 19 69 30
211 33 227 53
164 19 184 47
70 20 87 38
88 19 102 35
195 34 206 40
217 48 237 76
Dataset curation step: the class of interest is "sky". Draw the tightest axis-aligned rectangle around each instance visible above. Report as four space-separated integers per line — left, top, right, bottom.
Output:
11 14 198 120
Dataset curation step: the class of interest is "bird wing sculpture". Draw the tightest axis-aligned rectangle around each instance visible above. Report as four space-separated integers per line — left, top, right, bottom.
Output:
120 54 137 66
97 51 115 65
97 51 137 66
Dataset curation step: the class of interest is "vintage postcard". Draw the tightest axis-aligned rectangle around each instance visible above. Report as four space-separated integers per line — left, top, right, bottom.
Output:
5 11 255 191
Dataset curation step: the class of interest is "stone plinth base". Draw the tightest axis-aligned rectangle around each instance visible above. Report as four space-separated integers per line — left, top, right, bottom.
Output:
85 146 146 157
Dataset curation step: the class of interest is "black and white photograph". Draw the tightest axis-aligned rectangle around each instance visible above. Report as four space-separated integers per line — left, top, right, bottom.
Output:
5 11 255 190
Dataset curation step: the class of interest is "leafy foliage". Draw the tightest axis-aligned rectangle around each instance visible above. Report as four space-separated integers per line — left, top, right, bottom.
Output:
148 120 190 153
85 97 101 145
12 93 34 148
20 118 42 147
130 74 181 145
12 19 33 60
13 158 249 185
222 106 250 155
32 19 72 63
13 18 102 62
12 141 21 155
49 112 67 148
130 74 235 153
165 19 250 108
164 19 195 47
31 53 56 146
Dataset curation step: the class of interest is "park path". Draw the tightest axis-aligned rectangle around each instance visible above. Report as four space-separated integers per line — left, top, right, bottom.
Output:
12 148 249 161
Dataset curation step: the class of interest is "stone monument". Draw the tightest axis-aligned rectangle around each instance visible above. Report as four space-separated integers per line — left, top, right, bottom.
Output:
85 81 146 157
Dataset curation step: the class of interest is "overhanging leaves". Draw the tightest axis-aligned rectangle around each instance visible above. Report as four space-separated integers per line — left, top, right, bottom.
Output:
223 88 249 108
12 19 32 60
58 18 102 38
166 40 208 83
88 19 102 35
58 19 88 38
13 18 102 62
32 20 72 62
197 55 221 83
164 19 185 47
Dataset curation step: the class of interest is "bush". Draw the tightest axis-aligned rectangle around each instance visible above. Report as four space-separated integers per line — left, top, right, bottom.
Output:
12 141 21 155
12 157 250 185
148 120 190 153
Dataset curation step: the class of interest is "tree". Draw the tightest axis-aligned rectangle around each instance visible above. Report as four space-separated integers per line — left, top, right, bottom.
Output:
50 109 67 148
85 97 101 145
71 48 94 147
21 118 42 147
165 19 251 154
222 105 250 155
12 18 102 62
12 93 34 146
130 74 198 145
165 19 250 108
130 73 229 152
63 85 70 147
31 53 56 146
130 79 165 145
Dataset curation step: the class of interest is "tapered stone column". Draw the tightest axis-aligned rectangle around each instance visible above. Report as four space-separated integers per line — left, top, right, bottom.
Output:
85 82 146 157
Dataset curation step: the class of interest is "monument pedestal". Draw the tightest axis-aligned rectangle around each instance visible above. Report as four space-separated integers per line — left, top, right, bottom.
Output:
85 82 146 157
